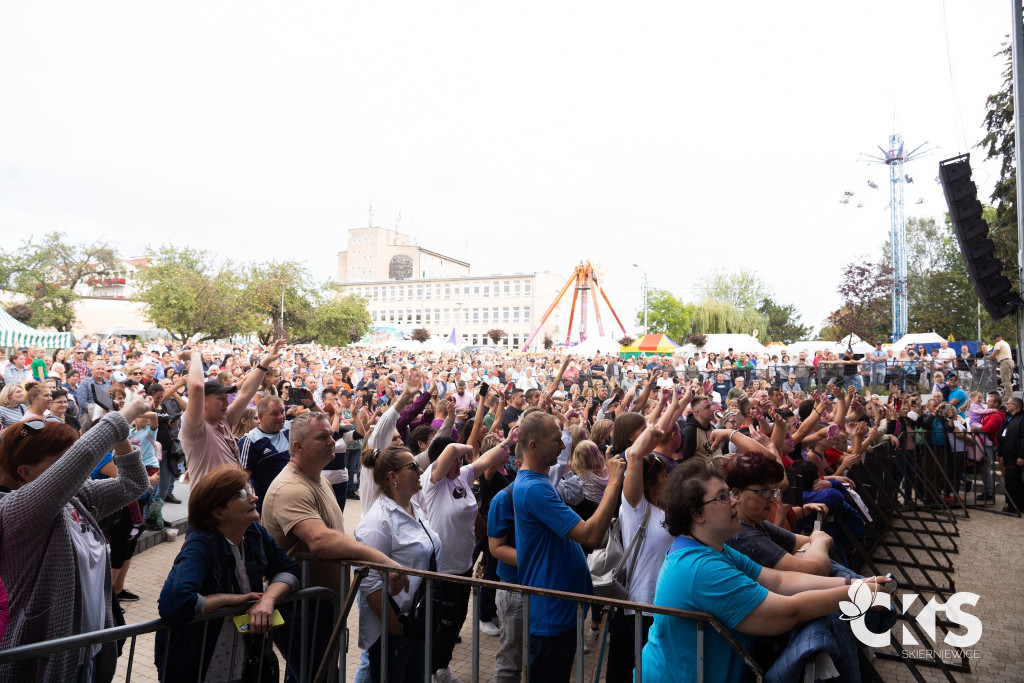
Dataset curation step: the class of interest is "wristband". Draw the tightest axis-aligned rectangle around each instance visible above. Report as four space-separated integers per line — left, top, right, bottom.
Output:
845 576 852 586
257 363 271 373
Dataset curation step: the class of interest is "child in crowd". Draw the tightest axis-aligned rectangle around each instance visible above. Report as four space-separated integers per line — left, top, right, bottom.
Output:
967 391 996 430
28 346 48 381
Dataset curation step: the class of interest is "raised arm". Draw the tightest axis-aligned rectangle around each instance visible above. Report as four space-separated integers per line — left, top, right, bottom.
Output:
631 373 657 414
567 456 626 548
183 349 206 428
228 340 285 427
623 424 664 507
430 442 475 484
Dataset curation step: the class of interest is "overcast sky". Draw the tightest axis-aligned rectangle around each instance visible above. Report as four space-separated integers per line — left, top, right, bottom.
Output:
0 1 1012 337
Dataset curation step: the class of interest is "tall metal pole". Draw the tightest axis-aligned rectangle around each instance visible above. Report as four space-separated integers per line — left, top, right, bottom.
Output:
633 264 648 334
1012 0 1024 377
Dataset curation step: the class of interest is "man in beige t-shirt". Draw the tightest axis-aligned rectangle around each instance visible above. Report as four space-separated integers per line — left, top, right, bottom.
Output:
262 412 404 678
987 333 1015 399
181 339 286 486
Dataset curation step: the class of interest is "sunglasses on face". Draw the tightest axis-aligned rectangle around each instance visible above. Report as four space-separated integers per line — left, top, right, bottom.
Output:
393 460 422 474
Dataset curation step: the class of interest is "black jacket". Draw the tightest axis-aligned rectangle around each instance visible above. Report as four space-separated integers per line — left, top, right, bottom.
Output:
997 411 1024 464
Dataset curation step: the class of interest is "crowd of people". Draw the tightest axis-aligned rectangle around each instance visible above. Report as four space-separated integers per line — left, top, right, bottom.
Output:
0 332 1018 682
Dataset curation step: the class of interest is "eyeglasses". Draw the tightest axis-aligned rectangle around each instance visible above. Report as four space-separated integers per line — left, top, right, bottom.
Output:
703 490 737 506
19 416 64 436
234 486 256 502
393 460 422 474
744 487 782 500
131 371 143 376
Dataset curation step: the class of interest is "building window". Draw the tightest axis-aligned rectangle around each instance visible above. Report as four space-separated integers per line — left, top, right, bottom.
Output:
443 309 449 323
492 307 498 322
472 308 479 324
406 309 412 323
483 284 489 297
415 310 422 324
434 284 441 299
502 307 509 322
513 308 520 323
444 284 450 299
524 280 531 295
513 280 520 296
417 285 423 299
389 310 395 322
434 309 440 324
474 284 480 297
407 285 413 299
513 335 519 347
372 286 378 299
524 308 531 323
503 280 510 295
482 309 489 323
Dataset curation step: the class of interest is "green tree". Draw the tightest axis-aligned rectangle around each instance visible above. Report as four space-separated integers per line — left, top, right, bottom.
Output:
133 245 261 342
756 297 811 343
244 260 320 345
690 299 767 336
411 328 431 344
302 290 372 347
695 267 772 310
980 40 1020 286
639 288 696 341
0 232 120 331
882 213 1013 340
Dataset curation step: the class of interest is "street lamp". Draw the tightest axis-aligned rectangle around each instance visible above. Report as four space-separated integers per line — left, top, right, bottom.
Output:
632 264 648 335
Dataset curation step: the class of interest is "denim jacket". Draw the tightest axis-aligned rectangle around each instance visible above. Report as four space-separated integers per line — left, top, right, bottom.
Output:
155 523 300 680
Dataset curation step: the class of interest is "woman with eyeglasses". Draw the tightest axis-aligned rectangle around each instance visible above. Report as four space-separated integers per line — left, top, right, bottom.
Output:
156 464 298 682
354 446 441 682
0 398 151 682
419 434 510 682
723 453 832 575
640 458 891 683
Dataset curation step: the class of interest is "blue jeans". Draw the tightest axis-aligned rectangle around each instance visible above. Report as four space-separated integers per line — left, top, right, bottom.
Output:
346 448 361 496
156 454 178 502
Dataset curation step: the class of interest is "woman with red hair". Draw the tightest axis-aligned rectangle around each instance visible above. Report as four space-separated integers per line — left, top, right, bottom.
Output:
0 398 151 682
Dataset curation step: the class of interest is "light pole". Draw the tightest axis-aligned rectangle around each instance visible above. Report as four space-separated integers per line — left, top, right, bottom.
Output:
633 264 648 335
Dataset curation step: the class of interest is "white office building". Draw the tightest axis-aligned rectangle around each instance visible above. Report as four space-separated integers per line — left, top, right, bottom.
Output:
336 227 572 348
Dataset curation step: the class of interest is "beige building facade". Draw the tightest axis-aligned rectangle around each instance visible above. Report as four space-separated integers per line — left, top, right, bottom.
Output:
335 227 572 349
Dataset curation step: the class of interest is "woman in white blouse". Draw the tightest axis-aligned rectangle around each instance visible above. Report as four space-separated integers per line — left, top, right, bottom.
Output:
606 422 676 681
354 446 442 683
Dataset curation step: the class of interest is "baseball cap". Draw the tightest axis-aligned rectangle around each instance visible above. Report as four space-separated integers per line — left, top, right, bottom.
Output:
111 370 128 383
203 381 237 396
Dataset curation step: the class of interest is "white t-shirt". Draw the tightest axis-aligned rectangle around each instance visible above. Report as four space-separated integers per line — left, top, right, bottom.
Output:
619 493 674 615
420 462 477 574
67 505 107 663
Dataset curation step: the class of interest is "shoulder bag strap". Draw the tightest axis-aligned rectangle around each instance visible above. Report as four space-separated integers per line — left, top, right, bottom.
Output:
624 504 652 586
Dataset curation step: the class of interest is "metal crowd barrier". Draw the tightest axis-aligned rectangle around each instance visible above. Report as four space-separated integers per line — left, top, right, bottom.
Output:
0 587 340 683
300 556 764 683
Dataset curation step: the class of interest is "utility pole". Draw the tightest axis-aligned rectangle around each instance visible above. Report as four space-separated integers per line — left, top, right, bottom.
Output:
633 264 648 334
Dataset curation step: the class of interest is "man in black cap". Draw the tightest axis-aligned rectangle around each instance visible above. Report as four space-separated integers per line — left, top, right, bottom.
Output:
180 339 285 487
986 333 1014 400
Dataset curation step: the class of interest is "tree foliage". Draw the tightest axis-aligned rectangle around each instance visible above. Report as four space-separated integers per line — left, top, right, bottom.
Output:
880 213 1014 340
756 297 811 344
5 304 33 323
303 291 372 347
688 332 708 348
690 298 767 336
245 260 321 345
618 335 635 347
487 328 506 345
824 260 893 343
639 288 697 342
411 328 431 343
980 40 1020 285
0 232 120 331
695 267 772 310
133 245 258 342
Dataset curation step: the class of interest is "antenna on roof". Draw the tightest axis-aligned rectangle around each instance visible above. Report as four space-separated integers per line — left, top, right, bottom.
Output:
368 204 374 228
395 210 401 231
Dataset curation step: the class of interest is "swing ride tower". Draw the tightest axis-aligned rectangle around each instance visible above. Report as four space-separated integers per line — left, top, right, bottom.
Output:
520 262 628 352
863 134 929 341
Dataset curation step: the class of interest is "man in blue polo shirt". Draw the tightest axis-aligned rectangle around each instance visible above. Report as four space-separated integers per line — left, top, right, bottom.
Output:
238 395 291 513
513 410 625 682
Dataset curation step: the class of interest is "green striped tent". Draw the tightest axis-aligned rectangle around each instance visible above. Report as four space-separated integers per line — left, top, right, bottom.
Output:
0 308 75 351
